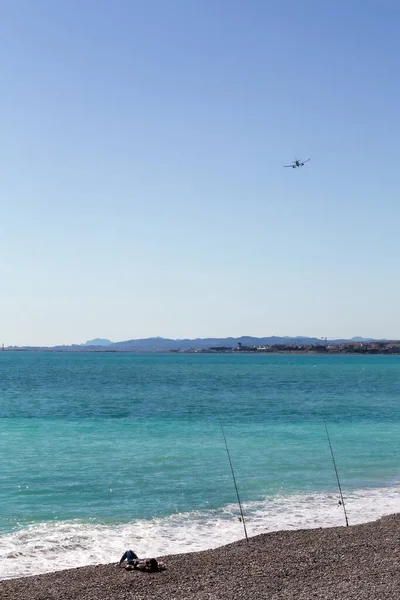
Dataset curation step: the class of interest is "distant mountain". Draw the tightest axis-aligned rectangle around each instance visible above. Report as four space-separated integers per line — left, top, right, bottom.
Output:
83 338 112 347
109 335 347 352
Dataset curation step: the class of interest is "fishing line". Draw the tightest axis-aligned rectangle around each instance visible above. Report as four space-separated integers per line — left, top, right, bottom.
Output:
218 417 249 542
324 421 349 526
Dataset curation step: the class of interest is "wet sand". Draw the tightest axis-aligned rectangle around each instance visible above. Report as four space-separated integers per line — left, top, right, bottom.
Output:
1 514 400 599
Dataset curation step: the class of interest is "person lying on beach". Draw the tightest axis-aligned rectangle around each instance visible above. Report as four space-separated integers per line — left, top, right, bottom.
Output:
119 549 139 566
124 558 167 572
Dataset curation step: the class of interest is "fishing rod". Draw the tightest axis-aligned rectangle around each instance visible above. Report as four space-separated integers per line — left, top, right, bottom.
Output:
324 421 349 527
218 417 249 542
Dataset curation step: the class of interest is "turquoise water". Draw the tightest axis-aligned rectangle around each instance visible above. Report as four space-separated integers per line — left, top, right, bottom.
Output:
1 352 400 578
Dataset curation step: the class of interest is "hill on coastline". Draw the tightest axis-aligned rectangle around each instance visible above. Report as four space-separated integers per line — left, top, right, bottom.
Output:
83 338 113 347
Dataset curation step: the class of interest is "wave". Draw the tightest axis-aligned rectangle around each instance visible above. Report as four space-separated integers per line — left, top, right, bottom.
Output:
1 485 400 579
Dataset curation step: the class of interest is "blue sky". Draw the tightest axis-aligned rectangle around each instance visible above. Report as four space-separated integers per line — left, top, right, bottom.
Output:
1 0 399 345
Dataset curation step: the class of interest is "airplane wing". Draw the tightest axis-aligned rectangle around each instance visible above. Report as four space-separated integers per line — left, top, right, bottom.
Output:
303 158 311 163
283 164 294 167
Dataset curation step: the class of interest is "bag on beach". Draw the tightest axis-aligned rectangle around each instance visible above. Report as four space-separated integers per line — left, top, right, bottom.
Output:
125 558 166 573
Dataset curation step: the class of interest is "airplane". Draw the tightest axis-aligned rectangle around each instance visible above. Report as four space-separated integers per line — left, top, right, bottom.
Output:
284 158 311 169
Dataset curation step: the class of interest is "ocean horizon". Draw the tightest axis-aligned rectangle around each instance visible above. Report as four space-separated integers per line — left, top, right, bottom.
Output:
1 351 399 579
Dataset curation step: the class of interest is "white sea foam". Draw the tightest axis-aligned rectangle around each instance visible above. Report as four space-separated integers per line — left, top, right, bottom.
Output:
1 486 399 580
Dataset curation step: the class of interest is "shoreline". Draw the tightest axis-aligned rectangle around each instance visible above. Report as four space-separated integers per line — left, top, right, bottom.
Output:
1 514 400 599
3 347 400 355
3 350 400 356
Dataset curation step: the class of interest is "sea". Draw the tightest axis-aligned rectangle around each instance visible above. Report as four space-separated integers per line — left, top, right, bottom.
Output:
0 351 400 579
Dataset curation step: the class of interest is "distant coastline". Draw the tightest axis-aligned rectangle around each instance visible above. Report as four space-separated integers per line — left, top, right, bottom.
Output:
2 339 400 355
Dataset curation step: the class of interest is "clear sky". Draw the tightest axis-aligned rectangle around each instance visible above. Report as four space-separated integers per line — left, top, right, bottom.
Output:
1 0 400 346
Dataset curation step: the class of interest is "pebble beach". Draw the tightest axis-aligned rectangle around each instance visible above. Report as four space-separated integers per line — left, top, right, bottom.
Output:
1 515 399 599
